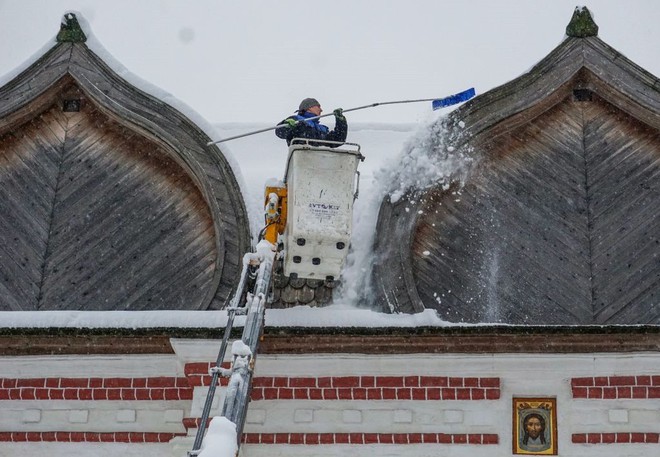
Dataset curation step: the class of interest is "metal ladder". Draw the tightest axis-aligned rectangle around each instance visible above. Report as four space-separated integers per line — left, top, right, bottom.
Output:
188 242 276 456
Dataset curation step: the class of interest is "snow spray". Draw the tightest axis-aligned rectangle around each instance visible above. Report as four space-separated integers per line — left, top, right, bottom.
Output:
336 113 476 310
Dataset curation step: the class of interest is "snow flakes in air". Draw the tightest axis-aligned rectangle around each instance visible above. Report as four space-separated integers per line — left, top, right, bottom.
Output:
337 112 475 309
384 116 474 204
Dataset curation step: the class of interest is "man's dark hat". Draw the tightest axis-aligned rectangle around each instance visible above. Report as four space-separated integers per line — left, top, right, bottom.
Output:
298 98 320 111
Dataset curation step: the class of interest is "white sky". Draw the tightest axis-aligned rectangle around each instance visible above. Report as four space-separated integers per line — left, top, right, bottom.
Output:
1 0 659 124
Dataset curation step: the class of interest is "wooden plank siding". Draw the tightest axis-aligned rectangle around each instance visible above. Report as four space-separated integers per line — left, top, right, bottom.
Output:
584 101 660 323
372 34 660 324
0 121 61 310
0 38 250 310
0 99 217 310
409 95 659 324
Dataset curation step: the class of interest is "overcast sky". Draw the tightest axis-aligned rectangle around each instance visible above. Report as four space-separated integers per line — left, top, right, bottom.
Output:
1 0 659 124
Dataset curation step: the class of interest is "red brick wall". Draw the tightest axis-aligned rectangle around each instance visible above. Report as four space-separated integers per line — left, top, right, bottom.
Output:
0 431 180 443
250 375 500 401
571 375 660 445
0 370 500 405
572 433 659 444
0 376 193 401
571 375 660 399
242 432 499 445
0 362 501 445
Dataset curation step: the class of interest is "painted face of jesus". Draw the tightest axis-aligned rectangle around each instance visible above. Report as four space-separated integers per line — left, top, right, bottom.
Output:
525 416 543 439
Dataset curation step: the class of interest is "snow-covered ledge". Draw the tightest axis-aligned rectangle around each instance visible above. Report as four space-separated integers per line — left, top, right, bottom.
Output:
0 305 451 329
0 306 657 357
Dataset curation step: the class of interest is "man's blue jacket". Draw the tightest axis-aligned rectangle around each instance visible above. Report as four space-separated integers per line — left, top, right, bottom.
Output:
275 111 347 147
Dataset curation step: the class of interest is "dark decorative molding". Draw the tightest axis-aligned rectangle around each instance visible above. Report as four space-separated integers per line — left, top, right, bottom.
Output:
0 325 657 355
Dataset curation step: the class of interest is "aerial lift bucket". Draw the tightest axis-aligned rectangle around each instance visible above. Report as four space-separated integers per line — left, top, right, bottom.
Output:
189 140 363 456
282 139 364 281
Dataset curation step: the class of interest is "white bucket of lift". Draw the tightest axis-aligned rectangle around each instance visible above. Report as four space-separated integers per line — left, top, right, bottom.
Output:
283 140 363 281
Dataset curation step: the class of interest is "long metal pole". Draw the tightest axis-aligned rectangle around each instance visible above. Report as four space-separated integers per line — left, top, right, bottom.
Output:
206 88 475 145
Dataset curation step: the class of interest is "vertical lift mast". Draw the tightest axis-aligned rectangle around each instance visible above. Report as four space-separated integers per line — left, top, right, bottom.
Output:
189 140 363 456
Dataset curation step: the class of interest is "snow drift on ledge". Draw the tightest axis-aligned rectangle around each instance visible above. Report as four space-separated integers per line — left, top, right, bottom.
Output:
0 306 451 329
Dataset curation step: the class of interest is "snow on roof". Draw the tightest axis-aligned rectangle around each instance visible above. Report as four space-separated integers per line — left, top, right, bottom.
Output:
0 305 452 329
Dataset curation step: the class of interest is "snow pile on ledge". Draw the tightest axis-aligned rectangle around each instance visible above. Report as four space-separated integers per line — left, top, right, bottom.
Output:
198 416 238 457
0 305 452 329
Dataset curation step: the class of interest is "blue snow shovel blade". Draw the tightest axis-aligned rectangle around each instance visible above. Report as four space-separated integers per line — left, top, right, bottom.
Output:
432 88 476 110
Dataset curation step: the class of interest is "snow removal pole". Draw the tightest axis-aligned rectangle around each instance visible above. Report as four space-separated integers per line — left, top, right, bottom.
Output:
206 87 475 145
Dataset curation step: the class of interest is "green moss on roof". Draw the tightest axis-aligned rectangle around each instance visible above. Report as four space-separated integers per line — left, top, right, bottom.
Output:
566 6 599 38
56 12 87 43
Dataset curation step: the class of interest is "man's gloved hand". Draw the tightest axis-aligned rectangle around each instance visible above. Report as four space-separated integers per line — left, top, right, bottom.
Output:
333 108 345 120
284 118 297 128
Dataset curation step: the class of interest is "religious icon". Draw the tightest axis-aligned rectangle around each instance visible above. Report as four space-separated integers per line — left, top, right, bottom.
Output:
512 397 558 455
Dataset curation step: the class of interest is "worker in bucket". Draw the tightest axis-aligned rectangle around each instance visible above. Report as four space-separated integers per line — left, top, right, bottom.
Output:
275 98 347 147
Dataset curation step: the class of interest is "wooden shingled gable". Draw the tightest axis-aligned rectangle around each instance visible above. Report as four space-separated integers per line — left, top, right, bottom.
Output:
372 8 660 324
0 14 250 311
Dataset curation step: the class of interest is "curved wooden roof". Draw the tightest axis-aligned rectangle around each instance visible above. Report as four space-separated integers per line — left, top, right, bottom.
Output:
0 15 250 310
372 9 660 324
